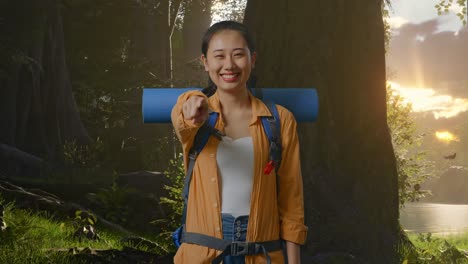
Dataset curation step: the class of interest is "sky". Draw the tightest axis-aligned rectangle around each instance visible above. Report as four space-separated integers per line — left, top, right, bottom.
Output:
386 0 468 120
388 0 465 32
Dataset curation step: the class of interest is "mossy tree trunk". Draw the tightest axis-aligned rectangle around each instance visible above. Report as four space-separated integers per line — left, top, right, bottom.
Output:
244 0 400 263
0 0 90 165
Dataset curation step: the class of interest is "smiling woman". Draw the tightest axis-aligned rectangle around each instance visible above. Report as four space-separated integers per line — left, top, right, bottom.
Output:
201 29 256 97
171 21 307 264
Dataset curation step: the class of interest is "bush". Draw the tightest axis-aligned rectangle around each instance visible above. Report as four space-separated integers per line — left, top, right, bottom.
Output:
386 84 433 207
152 153 185 253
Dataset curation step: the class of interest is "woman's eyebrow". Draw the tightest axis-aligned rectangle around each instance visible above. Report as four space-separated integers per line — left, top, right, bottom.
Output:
212 47 245 52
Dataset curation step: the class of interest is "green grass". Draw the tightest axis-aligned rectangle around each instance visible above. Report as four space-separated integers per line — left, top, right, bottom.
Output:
4 193 467 264
402 232 468 264
0 200 155 264
409 232 468 251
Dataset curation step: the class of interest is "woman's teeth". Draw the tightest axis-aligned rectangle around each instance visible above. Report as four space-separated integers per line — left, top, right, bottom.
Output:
222 74 237 78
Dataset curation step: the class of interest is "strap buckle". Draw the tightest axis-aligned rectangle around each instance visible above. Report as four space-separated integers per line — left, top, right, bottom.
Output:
230 241 250 256
266 115 276 122
188 151 198 161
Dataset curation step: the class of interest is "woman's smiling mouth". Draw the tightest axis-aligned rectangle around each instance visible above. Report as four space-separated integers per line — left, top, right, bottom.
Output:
221 73 240 82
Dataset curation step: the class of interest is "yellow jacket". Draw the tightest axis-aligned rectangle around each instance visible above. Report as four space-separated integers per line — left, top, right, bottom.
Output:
171 89 307 264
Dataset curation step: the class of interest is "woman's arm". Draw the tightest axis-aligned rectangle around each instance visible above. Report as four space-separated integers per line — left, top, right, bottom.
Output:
286 241 301 264
275 107 308 255
171 90 210 171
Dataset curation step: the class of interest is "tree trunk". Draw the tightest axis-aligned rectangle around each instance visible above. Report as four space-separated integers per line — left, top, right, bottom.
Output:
0 0 90 164
244 0 400 263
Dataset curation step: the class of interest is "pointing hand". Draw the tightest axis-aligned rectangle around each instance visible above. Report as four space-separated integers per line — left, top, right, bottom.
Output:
183 96 209 125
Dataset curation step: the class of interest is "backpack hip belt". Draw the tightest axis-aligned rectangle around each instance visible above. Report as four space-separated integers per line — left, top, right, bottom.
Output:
182 229 283 264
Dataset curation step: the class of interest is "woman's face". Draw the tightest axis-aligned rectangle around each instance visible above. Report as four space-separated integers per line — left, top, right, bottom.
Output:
201 30 256 94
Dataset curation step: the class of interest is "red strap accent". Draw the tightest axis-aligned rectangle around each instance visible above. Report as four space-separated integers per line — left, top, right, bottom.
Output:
263 160 275 175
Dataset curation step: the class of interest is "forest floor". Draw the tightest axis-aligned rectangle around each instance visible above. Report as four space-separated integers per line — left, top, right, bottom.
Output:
0 200 173 264
1 178 468 264
2 206 468 264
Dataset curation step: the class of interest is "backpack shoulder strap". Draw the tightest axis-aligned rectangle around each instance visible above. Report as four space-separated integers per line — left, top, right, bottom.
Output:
261 101 282 174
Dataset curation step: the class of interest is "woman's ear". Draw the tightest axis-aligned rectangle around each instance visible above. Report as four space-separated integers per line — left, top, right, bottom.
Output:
251 52 257 69
201 54 209 71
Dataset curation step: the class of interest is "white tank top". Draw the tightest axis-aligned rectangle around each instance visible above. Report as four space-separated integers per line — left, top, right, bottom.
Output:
216 136 254 217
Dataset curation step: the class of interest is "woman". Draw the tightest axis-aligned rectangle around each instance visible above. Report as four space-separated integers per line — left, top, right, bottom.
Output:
171 21 307 264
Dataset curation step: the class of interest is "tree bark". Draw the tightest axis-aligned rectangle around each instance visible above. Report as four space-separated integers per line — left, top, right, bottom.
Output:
0 0 90 164
244 0 400 263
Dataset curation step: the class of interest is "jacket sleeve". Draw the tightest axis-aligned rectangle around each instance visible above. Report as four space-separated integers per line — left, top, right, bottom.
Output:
276 107 308 245
171 90 209 168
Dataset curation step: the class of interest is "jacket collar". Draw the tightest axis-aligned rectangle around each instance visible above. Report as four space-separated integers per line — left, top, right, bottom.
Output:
208 89 272 125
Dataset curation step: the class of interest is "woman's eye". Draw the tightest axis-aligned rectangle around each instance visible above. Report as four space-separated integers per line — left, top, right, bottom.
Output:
234 53 244 57
215 55 224 58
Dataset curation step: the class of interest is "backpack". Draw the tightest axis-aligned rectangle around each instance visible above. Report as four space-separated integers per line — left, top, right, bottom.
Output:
171 87 284 264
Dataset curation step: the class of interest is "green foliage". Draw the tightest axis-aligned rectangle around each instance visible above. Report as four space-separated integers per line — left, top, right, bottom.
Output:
0 197 149 263
382 1 392 53
59 133 172 184
73 210 98 227
63 0 172 135
54 137 113 184
435 0 467 25
71 210 100 242
91 181 132 225
161 153 185 217
401 233 468 263
63 138 105 168
386 84 433 207
60 0 176 180
152 153 185 253
141 136 173 172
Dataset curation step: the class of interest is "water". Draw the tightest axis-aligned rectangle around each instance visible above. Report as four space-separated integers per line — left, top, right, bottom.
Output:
400 202 468 235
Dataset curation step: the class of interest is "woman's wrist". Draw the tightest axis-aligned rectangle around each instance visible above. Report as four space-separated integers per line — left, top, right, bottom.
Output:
286 240 301 264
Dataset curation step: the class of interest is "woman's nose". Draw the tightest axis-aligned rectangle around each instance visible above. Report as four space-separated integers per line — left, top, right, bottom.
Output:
223 56 235 69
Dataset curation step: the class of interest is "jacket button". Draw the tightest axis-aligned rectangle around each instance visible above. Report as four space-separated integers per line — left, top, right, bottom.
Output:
213 203 218 208
211 177 216 182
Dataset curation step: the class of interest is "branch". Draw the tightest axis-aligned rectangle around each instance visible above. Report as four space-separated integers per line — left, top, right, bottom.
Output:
169 0 183 37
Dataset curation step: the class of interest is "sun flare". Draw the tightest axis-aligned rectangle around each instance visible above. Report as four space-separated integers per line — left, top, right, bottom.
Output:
435 131 459 143
387 81 468 119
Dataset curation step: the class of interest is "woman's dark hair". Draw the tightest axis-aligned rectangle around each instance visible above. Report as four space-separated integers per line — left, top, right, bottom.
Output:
201 21 257 95
201 20 256 57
